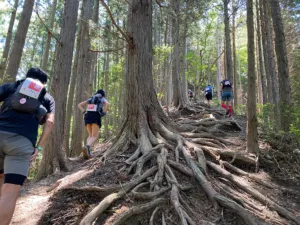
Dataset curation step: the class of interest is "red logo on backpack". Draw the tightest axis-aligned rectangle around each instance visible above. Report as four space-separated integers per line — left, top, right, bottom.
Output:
28 82 42 92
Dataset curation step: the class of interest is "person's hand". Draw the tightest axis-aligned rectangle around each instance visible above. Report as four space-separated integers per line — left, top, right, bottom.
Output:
30 148 39 162
100 111 106 117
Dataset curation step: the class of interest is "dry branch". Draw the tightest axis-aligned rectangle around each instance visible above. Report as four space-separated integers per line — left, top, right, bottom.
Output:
99 0 134 49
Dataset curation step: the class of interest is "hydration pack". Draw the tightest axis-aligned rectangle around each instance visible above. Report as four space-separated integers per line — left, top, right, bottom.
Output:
87 94 104 114
222 80 232 88
2 78 47 123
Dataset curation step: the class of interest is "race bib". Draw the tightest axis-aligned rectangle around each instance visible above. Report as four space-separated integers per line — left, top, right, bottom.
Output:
87 104 97 112
19 78 43 99
224 81 230 85
205 88 210 91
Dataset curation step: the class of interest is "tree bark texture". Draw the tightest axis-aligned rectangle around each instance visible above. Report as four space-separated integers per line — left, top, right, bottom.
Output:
64 12 82 156
256 0 267 104
0 0 19 79
41 0 58 72
121 0 168 143
182 21 189 103
171 0 183 109
71 0 92 156
104 52 109 139
37 0 79 179
246 0 259 154
224 0 233 82
262 0 281 130
232 0 238 106
5 0 34 83
260 0 273 104
269 0 292 132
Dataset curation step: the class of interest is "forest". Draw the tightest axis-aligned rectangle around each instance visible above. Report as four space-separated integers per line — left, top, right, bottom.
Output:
0 0 300 224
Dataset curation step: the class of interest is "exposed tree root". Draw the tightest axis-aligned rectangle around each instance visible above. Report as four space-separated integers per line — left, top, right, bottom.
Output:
168 159 194 177
131 182 170 200
79 166 157 225
112 198 166 225
214 194 258 225
149 207 161 225
201 146 257 165
182 132 240 146
207 161 300 225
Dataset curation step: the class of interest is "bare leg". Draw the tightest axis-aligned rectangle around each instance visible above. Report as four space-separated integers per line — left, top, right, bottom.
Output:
86 124 92 145
87 124 99 147
0 183 22 225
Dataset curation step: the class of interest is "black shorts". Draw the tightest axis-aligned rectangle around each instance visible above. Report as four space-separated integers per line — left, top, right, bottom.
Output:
84 112 101 127
205 92 212 100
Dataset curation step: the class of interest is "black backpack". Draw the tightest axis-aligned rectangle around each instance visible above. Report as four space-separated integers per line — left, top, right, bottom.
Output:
222 80 232 88
2 78 47 121
87 94 104 114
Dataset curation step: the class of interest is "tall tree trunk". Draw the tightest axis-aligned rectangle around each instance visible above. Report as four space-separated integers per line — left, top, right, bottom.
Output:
0 0 19 79
88 0 100 94
102 0 169 159
4 0 34 82
71 0 92 156
104 52 109 139
171 0 183 108
65 36 80 156
263 0 281 130
224 0 233 81
182 20 189 103
246 0 259 154
41 0 58 72
260 0 273 104
232 0 238 106
216 17 222 102
269 0 292 132
256 0 267 104
37 0 79 180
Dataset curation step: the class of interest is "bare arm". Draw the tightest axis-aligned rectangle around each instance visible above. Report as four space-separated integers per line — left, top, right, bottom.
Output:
78 101 87 112
103 100 109 113
37 113 55 148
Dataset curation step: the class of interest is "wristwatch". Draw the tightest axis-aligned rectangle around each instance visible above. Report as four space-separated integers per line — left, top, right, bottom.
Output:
36 146 43 152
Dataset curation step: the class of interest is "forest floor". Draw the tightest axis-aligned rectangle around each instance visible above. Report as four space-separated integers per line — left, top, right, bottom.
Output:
10 102 300 225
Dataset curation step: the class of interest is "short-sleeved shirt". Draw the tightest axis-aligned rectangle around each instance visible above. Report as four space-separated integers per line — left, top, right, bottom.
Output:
0 81 55 146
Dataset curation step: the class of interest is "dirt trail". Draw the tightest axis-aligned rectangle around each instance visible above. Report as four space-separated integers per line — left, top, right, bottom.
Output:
12 185 50 225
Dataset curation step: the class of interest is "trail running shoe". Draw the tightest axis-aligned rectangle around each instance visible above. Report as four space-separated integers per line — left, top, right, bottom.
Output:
82 145 92 160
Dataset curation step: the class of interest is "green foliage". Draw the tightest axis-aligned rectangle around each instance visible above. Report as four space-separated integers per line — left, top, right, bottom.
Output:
234 104 246 116
28 152 42 180
290 106 300 140
153 45 172 65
